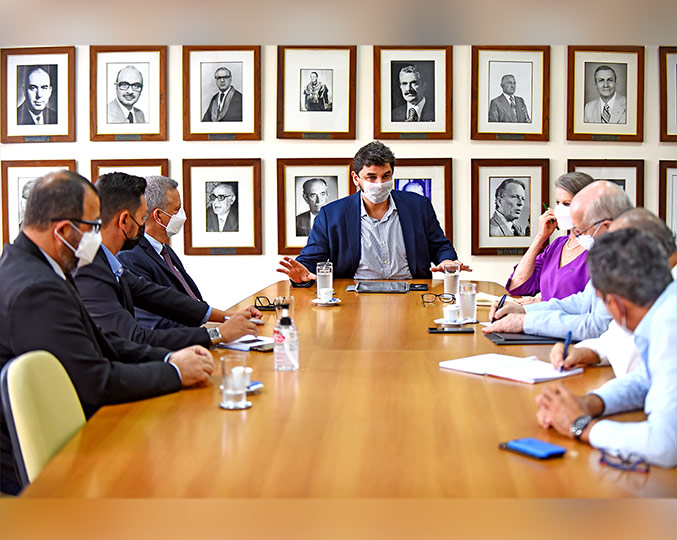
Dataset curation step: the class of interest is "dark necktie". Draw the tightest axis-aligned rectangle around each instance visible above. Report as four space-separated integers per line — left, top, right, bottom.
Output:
406 108 418 122
509 96 517 119
127 111 134 123
218 92 226 111
160 245 198 300
512 224 520 236
602 104 610 123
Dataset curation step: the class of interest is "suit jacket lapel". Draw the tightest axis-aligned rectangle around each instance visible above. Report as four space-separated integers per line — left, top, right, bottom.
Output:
391 191 417 275
346 193 362 273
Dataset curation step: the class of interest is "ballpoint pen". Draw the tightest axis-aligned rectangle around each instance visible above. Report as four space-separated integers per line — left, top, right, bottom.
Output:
543 202 559 230
492 294 507 323
561 330 572 372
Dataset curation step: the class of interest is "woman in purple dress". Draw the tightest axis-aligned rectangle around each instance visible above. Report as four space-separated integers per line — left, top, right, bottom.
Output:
506 172 595 301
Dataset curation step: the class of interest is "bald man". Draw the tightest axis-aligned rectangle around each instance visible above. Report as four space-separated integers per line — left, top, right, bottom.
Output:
17 66 57 125
107 65 146 123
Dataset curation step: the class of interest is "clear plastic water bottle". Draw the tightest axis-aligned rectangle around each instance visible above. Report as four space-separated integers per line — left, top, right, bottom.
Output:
274 316 299 371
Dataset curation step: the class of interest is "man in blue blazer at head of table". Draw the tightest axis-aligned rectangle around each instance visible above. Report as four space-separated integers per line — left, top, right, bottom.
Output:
278 141 469 285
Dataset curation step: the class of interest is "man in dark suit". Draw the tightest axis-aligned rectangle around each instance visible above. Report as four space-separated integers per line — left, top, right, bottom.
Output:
0 171 214 494
202 67 243 122
16 66 57 125
278 142 469 284
489 178 528 237
391 65 434 122
488 74 530 123
72 172 260 350
295 178 329 237
205 182 238 232
118 175 204 329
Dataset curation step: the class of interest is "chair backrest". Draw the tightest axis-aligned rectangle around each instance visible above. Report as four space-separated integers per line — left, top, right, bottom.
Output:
0 350 85 486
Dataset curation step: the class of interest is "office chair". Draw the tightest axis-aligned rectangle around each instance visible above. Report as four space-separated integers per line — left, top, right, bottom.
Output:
1 350 85 488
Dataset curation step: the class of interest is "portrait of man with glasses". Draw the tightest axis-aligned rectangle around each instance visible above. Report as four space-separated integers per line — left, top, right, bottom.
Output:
205 181 238 232
107 65 146 124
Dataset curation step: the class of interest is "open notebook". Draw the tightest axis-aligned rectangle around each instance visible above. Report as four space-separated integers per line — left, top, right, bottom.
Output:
439 353 583 384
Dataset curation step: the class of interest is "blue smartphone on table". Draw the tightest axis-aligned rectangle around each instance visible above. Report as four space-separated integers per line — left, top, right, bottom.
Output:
499 438 566 460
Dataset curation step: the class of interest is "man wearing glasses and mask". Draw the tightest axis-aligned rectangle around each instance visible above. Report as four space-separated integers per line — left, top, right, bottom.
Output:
206 182 238 232
107 65 146 124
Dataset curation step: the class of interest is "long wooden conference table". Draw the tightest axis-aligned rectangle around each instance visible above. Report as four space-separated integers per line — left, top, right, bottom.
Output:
22 279 676 497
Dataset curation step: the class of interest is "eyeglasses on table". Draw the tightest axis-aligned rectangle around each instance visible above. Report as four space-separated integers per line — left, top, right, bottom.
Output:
421 293 455 307
600 450 650 473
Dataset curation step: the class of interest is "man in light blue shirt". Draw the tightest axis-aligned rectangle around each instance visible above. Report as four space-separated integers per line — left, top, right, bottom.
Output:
535 229 677 468
484 180 633 340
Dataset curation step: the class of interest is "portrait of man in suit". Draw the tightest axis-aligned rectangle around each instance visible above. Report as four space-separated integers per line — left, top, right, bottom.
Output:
488 74 531 123
489 178 530 237
202 66 243 122
16 65 58 125
18 178 37 225
295 177 334 237
205 182 238 232
584 64 627 124
107 65 146 124
301 70 332 112
391 63 435 122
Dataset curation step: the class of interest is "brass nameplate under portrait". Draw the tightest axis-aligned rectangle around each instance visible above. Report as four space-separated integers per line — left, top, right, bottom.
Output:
24 136 50 142
400 133 427 140
592 134 620 142
497 133 525 141
303 133 331 139
209 248 236 255
115 134 142 141
497 248 525 256
208 133 236 140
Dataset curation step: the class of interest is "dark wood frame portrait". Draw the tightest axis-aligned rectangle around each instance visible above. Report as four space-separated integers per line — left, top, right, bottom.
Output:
1 46 75 143
471 159 549 256
182 45 261 141
373 46 452 140
90 45 167 141
567 46 644 142
471 45 550 141
658 161 677 234
659 47 677 142
2 159 77 243
567 159 644 206
90 159 169 183
277 46 356 139
277 158 352 255
182 159 261 255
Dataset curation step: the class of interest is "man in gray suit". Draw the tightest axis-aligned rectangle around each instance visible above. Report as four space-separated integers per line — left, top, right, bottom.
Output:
584 65 627 124
107 66 146 124
488 74 530 123
490 178 528 237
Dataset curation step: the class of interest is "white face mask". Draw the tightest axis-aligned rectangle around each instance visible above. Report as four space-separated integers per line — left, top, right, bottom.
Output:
360 179 394 204
576 221 604 251
57 223 102 268
553 204 573 231
159 207 186 237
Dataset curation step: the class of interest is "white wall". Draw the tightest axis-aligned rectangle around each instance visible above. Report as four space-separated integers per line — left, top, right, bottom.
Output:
1 45 674 309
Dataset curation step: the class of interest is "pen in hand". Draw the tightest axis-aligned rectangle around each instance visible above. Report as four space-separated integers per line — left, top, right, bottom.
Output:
542 202 559 231
492 294 507 323
560 330 572 372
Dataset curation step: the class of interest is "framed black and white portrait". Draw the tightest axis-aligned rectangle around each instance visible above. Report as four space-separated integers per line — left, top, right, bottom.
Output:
90 46 166 141
1 47 74 143
182 159 261 255
183 46 261 141
471 46 549 141
1 160 77 243
277 158 352 254
659 161 677 237
374 46 452 139
277 46 356 139
90 159 168 183
567 46 644 142
659 47 677 142
471 159 549 256
567 159 644 206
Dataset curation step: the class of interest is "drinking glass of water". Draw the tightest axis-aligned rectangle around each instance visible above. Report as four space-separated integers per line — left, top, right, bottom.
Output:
219 353 252 410
459 283 477 322
316 262 333 296
442 263 460 297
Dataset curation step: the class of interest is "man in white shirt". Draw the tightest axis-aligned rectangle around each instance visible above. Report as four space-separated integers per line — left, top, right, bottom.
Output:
549 208 677 376
584 65 627 124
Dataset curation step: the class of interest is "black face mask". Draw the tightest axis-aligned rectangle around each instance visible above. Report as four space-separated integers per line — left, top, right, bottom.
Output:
121 216 145 251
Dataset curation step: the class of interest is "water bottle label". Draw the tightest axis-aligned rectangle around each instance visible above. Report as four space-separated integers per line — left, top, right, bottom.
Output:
274 332 285 344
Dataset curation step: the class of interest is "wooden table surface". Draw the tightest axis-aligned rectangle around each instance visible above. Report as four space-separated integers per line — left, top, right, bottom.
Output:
22 280 677 497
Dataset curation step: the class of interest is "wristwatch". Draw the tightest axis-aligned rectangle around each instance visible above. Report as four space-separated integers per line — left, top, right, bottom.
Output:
570 414 593 440
207 327 222 346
